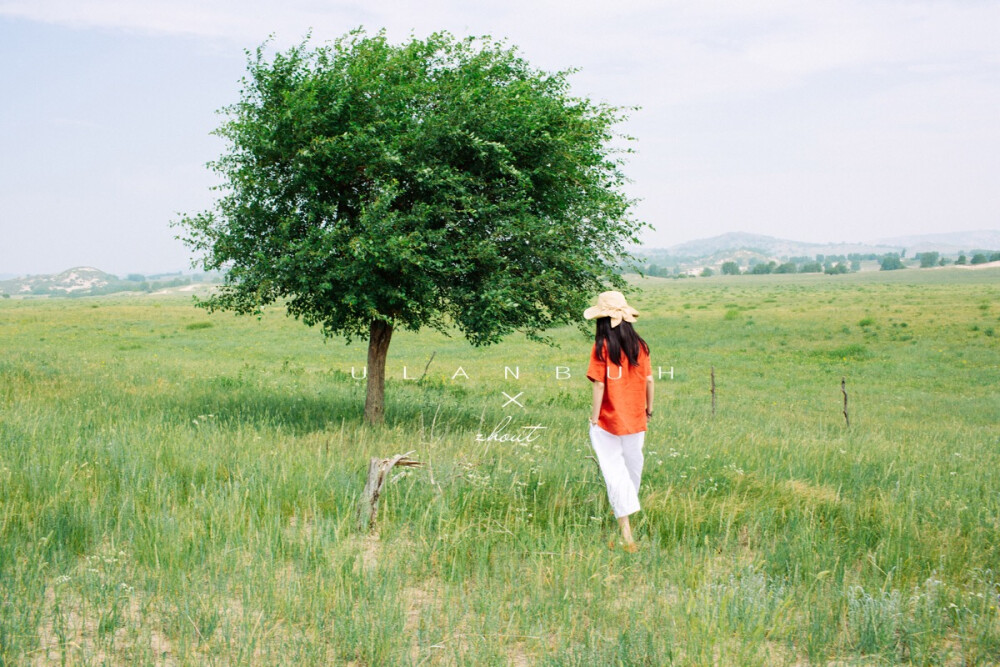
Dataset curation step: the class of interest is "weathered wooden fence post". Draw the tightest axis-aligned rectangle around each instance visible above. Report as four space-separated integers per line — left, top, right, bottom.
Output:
711 366 716 418
841 377 849 427
355 450 423 532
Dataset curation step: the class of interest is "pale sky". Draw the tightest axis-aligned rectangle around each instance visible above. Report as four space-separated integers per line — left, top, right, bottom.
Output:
1 1 998 276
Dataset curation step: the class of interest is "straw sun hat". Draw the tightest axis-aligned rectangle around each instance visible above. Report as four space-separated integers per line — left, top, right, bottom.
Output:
583 291 639 328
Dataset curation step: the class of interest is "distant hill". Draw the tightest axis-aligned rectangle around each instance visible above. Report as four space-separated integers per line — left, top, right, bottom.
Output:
639 230 1000 259
872 230 1000 254
655 232 900 259
0 267 119 296
0 267 215 298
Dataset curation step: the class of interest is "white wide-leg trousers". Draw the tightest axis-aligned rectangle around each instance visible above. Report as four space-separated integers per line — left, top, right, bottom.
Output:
589 423 645 518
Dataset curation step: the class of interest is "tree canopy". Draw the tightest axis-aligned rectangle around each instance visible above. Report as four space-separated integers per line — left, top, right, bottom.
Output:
175 29 646 423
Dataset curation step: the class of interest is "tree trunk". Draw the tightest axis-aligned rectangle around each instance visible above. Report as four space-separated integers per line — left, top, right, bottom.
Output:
364 318 393 424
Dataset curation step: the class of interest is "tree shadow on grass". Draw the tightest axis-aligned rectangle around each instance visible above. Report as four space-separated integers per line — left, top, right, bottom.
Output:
162 386 364 435
158 375 530 437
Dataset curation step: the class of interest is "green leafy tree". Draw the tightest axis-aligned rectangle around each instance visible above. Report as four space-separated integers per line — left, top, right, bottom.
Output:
175 30 646 424
799 261 822 273
721 261 740 275
774 262 797 274
971 253 988 265
699 267 714 277
956 253 967 265
918 251 939 268
880 254 905 271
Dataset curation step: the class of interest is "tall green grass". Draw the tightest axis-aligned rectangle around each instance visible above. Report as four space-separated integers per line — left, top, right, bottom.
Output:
1 269 999 664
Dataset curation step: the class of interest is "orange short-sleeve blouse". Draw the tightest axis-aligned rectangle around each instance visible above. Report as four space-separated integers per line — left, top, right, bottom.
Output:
586 340 651 435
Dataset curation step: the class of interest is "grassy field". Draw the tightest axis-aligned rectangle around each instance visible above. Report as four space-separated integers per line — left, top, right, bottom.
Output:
2 268 999 665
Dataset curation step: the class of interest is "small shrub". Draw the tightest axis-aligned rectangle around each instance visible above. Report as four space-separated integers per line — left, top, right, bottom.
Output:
858 317 875 327
185 322 214 330
880 254 905 271
847 586 902 656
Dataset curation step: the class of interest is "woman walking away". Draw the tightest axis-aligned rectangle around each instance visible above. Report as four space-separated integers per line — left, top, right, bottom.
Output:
584 291 654 553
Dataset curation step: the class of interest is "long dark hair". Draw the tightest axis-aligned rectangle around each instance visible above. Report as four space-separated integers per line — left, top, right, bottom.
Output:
594 318 649 367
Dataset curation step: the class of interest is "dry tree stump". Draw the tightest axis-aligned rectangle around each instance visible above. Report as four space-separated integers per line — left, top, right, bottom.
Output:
355 450 423 532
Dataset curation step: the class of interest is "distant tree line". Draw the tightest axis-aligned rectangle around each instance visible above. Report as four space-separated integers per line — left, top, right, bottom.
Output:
970 251 1000 264
632 249 1000 278
887 250 1000 271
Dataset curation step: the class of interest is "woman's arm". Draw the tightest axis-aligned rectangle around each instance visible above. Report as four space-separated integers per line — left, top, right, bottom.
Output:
590 381 605 425
645 374 655 417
